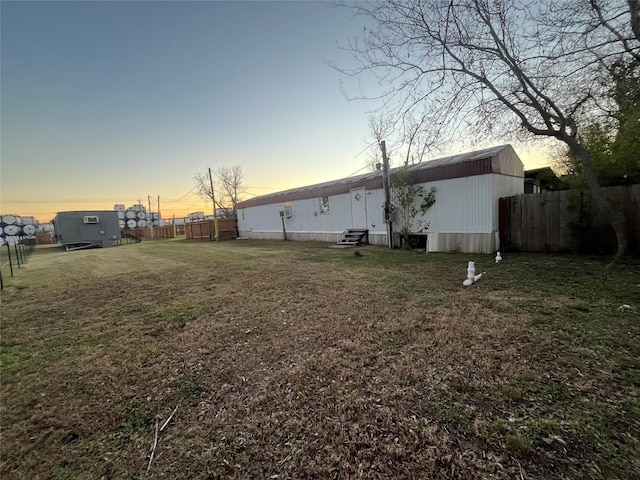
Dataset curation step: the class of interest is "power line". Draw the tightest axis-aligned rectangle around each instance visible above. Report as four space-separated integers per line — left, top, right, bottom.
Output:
243 185 287 190
345 165 371 177
163 185 199 203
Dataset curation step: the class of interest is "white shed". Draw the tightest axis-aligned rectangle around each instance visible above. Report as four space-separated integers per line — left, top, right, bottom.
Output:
237 144 524 253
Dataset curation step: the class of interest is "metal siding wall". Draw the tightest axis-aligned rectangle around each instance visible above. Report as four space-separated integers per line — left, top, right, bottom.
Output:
238 188 388 241
237 173 524 251
425 176 493 233
102 212 122 241
239 191 360 234
240 204 281 231
492 145 525 177
282 197 321 233
427 233 497 253
331 194 353 231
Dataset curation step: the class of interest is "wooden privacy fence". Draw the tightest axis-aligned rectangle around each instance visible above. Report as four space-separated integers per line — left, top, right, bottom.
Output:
499 184 640 254
185 219 237 240
149 225 176 239
36 233 56 244
125 225 176 239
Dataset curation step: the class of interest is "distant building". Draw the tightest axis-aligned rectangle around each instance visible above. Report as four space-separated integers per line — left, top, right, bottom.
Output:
524 166 563 193
53 211 121 250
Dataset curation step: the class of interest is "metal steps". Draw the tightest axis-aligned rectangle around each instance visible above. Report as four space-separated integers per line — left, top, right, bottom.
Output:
336 229 369 246
121 231 142 243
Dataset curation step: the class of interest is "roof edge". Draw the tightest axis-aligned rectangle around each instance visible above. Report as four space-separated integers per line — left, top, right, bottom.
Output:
238 144 522 209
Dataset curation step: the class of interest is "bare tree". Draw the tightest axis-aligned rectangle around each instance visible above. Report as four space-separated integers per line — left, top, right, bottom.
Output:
216 165 243 219
401 112 433 165
337 0 639 256
194 172 217 213
365 112 432 170
364 113 394 171
194 165 244 219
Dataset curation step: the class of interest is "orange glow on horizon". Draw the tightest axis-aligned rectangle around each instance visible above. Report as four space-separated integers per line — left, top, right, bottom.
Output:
0 200 215 225
2 144 553 224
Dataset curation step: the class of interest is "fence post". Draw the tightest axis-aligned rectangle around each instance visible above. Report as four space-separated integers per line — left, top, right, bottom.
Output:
7 244 14 276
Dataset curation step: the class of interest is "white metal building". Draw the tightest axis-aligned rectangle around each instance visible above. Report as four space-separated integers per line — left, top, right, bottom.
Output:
237 144 524 253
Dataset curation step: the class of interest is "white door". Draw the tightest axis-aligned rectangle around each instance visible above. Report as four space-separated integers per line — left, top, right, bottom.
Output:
350 188 367 229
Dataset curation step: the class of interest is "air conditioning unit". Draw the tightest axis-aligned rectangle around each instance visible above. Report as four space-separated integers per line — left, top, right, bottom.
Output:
83 216 99 224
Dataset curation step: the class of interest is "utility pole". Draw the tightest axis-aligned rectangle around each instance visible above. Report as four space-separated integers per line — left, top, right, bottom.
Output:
157 195 160 226
147 195 154 239
381 140 393 249
208 168 220 242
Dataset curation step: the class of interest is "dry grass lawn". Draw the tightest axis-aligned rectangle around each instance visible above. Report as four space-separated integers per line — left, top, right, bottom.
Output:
1 239 639 479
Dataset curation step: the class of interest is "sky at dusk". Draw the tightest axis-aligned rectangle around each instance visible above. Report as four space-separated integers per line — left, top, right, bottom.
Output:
1 0 549 223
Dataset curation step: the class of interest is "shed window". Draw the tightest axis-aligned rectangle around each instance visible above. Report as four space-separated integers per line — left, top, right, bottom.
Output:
83 215 99 224
320 196 330 215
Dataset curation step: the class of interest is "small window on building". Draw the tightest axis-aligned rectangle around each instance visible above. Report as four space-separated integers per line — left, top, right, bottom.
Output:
282 202 292 218
83 215 99 224
320 196 330 215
